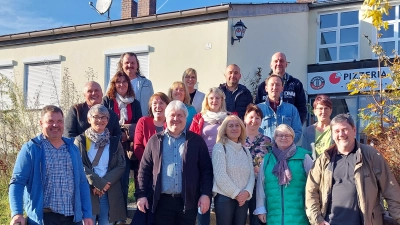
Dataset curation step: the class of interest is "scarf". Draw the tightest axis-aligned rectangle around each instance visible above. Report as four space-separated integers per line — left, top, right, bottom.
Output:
202 110 228 124
272 142 297 185
85 128 110 149
116 93 135 125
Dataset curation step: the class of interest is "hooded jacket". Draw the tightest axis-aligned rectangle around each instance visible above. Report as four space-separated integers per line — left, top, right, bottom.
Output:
9 135 92 225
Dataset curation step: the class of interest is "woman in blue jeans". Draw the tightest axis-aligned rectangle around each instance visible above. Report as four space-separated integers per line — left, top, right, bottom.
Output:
74 104 126 224
212 115 255 225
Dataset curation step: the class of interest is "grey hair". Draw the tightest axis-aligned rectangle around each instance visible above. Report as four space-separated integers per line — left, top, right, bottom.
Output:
274 124 295 139
331 113 355 128
87 104 110 119
83 81 102 93
165 100 188 118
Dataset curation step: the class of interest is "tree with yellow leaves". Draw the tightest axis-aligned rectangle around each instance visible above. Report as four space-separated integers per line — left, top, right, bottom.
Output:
347 0 400 184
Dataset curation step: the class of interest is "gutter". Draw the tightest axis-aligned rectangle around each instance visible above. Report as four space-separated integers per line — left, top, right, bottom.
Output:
0 4 231 42
309 0 364 8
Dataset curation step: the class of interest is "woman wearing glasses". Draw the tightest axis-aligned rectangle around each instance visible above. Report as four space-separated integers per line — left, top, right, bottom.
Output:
254 124 313 225
74 104 126 225
301 94 333 159
182 68 205 113
103 71 143 224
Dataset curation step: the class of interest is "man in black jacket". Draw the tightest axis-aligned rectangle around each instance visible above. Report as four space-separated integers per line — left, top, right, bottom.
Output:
219 64 253 119
136 100 213 225
255 52 307 124
64 81 121 138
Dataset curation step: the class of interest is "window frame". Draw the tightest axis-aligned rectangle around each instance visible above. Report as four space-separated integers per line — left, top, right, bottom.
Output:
372 5 400 58
104 45 150 89
22 55 62 108
317 9 361 64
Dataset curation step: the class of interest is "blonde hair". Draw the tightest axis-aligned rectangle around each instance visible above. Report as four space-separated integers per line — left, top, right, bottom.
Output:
216 115 246 145
168 81 191 105
181 68 197 81
200 87 227 115
273 124 295 139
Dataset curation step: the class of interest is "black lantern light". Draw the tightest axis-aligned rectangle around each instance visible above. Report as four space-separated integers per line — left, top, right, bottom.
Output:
231 20 247 45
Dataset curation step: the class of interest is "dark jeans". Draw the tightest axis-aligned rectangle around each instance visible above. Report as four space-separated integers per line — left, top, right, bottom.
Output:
154 194 197 225
197 201 211 225
42 212 82 225
214 194 249 225
248 185 265 225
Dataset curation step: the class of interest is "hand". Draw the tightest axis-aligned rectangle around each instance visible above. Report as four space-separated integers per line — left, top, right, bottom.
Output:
10 214 25 225
235 190 250 206
319 221 330 225
197 195 210 214
83 218 94 225
92 188 103 197
254 166 260 175
121 132 128 142
258 214 266 223
137 197 149 213
103 182 111 192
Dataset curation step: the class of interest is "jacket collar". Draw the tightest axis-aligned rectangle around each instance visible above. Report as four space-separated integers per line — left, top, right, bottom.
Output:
323 139 362 162
31 134 74 147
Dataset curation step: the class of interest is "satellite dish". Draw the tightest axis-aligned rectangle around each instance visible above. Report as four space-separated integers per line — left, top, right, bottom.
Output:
89 0 113 20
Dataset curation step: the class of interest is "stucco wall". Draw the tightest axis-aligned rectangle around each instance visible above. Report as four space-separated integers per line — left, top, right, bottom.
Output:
227 11 310 89
0 20 228 97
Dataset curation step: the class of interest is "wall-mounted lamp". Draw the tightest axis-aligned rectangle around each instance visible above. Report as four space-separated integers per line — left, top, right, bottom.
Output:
231 20 247 45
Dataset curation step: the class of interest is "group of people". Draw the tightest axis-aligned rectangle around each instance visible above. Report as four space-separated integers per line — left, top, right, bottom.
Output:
8 51 400 225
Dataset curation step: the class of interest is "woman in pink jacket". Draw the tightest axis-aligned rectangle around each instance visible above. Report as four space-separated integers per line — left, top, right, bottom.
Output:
189 87 229 225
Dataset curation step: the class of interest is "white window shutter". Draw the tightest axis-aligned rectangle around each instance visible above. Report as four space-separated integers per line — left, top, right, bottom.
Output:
26 62 61 108
0 66 14 109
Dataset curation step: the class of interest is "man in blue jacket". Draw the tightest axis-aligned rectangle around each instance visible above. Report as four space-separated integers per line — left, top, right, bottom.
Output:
9 105 93 225
257 75 302 143
219 64 253 119
255 52 307 124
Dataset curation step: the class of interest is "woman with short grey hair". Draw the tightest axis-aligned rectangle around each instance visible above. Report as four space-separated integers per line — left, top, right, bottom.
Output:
255 124 313 225
75 104 126 225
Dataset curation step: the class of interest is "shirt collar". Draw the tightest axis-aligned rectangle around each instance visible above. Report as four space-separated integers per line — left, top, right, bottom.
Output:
164 129 186 138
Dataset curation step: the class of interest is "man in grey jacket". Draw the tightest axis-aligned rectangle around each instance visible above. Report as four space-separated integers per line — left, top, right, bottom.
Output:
117 52 154 116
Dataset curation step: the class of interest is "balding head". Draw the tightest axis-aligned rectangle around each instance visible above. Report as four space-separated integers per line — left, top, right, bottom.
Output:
224 64 241 90
270 52 288 76
83 81 103 107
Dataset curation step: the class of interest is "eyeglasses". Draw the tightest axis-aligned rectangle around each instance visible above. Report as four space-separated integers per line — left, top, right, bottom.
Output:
116 81 128 85
184 76 196 80
276 134 292 139
92 116 108 121
315 107 331 111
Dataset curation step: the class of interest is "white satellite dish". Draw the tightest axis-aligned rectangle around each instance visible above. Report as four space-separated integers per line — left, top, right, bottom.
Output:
89 0 113 19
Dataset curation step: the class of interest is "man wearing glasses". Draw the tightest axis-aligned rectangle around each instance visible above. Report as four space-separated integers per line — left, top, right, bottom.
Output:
257 75 302 143
64 81 121 138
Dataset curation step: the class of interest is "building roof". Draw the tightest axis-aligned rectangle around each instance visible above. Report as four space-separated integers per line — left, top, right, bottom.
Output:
0 2 308 46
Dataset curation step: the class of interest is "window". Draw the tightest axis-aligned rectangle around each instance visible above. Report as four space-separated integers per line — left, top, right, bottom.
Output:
0 65 14 110
106 53 149 84
25 62 61 108
104 46 150 88
375 6 400 56
318 10 359 63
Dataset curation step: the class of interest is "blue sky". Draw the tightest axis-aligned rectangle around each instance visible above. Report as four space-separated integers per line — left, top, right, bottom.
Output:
0 0 289 35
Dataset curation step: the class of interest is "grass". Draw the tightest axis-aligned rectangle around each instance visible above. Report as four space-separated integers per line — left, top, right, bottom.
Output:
0 174 11 224
128 177 136 204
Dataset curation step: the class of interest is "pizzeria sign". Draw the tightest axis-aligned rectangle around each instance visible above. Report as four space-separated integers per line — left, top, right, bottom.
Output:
307 67 392 94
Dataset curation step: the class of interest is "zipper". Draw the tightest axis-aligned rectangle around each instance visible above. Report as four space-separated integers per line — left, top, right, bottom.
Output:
281 185 284 225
